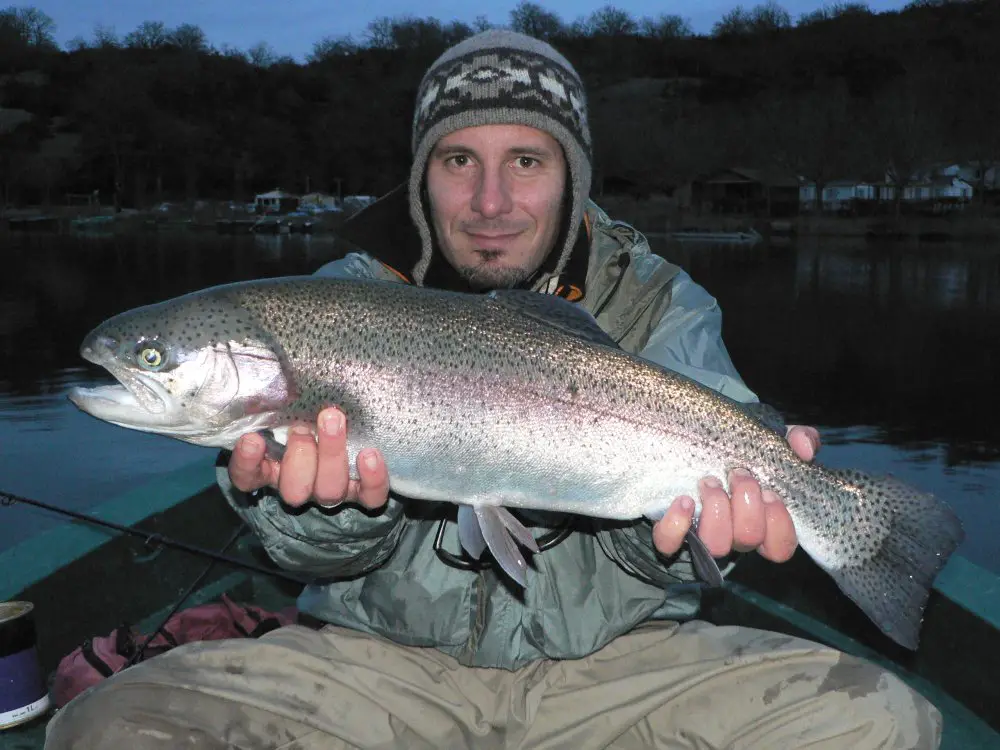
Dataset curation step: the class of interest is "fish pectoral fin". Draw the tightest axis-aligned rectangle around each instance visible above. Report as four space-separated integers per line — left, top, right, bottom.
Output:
474 506 540 587
457 505 488 560
685 528 725 587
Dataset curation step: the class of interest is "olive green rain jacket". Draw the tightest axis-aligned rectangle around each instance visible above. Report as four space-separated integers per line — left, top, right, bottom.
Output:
215 187 762 670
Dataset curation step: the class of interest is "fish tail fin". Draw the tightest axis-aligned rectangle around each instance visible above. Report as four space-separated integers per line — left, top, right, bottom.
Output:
457 506 540 587
803 468 965 650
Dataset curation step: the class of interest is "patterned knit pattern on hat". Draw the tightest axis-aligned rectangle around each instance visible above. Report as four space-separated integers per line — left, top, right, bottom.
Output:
407 29 592 287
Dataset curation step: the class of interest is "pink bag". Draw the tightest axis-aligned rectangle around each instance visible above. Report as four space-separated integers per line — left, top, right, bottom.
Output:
51 595 298 707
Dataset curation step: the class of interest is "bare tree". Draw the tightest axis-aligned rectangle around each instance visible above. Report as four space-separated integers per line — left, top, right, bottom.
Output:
309 35 359 62
587 5 639 36
0 5 56 48
509 2 564 40
247 41 279 68
124 21 169 49
168 23 208 52
798 2 872 25
93 24 118 48
864 74 946 216
639 14 693 40
364 16 396 48
754 78 866 212
713 1 792 35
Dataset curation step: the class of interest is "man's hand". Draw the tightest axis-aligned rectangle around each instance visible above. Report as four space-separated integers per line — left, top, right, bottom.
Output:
228 407 390 510
652 425 821 564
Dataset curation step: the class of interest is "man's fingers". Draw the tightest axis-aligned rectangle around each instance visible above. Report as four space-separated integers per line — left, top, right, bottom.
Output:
278 424 318 507
313 408 350 506
229 433 271 493
652 496 695 556
694 477 733 558
729 468 766 553
758 490 798 562
355 449 391 510
787 425 821 462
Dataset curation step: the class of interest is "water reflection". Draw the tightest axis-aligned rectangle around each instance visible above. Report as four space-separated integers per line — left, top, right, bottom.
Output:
652 237 1000 466
0 231 338 395
1 231 997 571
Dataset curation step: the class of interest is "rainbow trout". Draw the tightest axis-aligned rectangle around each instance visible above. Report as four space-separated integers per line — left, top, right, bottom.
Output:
68 275 964 649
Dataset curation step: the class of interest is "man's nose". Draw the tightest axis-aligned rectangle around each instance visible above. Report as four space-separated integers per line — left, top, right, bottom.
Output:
471 166 513 218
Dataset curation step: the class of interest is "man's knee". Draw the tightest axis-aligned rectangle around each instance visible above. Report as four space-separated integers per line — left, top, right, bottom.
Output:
814 654 942 750
44 678 229 750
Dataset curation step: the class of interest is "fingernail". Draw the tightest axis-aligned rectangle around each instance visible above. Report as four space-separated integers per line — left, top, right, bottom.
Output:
762 490 780 504
361 451 379 471
238 438 256 456
321 410 345 436
730 468 754 479
291 424 312 437
701 476 722 489
678 496 694 512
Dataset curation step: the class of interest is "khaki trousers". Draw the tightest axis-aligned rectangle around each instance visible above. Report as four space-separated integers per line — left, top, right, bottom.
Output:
44 619 941 750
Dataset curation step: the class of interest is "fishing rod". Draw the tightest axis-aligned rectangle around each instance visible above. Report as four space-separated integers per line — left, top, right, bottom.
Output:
0 490 310 587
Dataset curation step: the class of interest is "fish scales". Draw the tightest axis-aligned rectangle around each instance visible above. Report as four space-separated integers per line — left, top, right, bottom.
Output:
227 280 781 516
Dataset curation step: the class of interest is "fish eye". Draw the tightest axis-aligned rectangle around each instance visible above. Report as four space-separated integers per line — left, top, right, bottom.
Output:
136 341 167 371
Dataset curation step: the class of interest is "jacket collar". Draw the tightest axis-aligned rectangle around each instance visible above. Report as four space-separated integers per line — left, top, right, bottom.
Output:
333 182 590 300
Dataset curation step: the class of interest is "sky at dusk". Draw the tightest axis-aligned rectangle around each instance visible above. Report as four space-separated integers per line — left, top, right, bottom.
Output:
30 0 913 62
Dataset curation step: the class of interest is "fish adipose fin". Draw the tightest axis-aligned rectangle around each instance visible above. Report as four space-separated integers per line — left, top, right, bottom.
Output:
484 289 621 349
813 468 965 650
685 529 725 587
457 505 541 586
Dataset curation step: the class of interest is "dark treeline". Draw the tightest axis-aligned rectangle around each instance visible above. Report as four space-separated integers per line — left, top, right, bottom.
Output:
0 0 997 211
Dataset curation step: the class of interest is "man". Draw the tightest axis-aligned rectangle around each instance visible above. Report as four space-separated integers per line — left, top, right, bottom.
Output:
46 30 941 749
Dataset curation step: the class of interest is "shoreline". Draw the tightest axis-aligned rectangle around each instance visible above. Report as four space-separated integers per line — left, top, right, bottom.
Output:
3 202 999 242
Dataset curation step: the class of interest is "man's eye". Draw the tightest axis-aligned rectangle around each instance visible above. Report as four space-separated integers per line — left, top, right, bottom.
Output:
448 155 470 167
516 156 538 169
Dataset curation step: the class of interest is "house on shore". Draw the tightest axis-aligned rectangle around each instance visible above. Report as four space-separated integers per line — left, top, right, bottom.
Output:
675 168 801 217
253 188 300 214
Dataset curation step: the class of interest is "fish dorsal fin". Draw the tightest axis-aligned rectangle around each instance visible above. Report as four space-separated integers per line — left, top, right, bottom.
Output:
484 290 620 349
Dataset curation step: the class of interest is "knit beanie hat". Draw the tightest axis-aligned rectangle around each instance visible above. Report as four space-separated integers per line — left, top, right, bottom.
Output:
408 29 592 286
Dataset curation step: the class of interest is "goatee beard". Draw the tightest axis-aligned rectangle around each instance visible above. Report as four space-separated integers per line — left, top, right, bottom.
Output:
456 263 532 290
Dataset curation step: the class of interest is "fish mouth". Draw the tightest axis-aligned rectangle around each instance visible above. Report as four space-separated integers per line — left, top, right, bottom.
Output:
68 346 177 429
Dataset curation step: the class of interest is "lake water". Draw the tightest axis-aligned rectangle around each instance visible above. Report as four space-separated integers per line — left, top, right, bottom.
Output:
1 229 997 577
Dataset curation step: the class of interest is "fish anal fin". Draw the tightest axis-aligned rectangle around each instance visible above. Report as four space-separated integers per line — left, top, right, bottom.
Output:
474 506 538 587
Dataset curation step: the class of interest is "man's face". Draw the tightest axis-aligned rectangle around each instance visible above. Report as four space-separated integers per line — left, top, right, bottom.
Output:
425 124 567 289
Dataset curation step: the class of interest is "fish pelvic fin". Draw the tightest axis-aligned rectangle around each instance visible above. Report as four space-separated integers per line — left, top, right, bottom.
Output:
806 468 965 650
685 529 725 587
457 505 487 560
261 429 288 461
463 506 540 587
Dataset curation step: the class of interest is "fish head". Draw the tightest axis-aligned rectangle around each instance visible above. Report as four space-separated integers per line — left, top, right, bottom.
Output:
67 288 295 448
